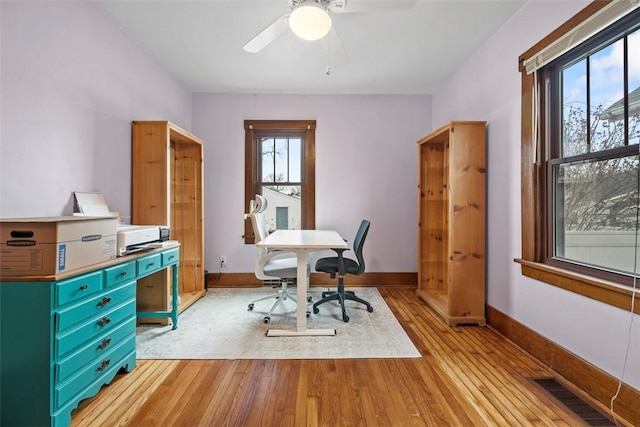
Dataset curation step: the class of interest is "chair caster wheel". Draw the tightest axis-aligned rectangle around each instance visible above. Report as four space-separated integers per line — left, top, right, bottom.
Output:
263 316 270 324
313 307 319 314
306 310 310 318
343 315 350 322
248 303 254 311
307 296 313 303
367 306 373 313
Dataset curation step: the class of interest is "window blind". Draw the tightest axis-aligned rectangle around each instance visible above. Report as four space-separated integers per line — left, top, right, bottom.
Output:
523 0 639 74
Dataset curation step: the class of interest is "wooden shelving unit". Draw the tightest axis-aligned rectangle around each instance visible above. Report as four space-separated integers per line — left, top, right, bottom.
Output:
416 121 487 326
132 121 206 321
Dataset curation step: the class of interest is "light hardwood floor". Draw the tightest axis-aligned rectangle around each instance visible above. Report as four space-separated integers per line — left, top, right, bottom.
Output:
70 286 633 426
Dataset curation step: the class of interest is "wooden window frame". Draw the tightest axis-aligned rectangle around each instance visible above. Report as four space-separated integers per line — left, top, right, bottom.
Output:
517 1 640 315
244 120 316 244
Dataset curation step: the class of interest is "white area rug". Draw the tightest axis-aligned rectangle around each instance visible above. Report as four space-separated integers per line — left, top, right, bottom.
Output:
136 287 421 359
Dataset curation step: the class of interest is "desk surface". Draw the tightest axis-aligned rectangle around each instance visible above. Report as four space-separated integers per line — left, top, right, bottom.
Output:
257 229 347 250
0 244 180 282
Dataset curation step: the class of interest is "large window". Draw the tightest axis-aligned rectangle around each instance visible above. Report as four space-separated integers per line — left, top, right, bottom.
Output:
519 3 640 313
545 12 640 283
244 120 315 243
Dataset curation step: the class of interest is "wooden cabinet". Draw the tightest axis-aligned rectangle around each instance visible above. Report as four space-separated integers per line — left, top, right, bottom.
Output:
132 121 206 318
416 121 487 326
0 247 179 427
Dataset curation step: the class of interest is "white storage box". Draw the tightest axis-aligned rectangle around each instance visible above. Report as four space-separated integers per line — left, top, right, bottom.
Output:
0 216 117 277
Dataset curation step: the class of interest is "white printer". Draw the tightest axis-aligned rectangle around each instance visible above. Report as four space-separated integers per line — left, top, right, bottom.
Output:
116 225 170 256
72 191 171 256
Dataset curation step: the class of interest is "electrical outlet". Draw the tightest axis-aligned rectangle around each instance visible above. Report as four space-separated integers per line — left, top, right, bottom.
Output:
220 255 227 272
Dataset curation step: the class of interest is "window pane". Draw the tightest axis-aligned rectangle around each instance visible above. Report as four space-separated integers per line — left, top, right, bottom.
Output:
554 154 639 274
629 29 640 146
276 207 289 230
590 39 625 152
562 59 588 156
260 186 301 231
289 138 301 182
274 138 288 182
261 138 275 182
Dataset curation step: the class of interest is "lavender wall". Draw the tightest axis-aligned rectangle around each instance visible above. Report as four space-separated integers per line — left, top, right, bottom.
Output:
432 0 639 390
192 93 431 273
0 1 192 220
1 0 636 394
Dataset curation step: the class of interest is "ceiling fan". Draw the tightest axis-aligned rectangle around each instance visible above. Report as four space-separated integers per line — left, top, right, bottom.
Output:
242 0 417 69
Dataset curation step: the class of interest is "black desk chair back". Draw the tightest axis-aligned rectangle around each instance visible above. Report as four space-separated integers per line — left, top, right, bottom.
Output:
312 219 373 322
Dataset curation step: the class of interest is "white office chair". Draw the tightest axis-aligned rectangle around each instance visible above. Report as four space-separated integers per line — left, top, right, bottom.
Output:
244 194 310 324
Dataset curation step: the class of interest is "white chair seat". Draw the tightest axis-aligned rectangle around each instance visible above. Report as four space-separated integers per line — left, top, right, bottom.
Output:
263 258 298 278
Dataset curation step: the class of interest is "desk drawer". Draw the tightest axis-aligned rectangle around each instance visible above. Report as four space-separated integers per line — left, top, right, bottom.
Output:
161 248 179 266
137 254 161 277
55 335 135 410
104 261 136 288
55 317 135 384
55 299 135 358
56 283 135 332
56 271 102 306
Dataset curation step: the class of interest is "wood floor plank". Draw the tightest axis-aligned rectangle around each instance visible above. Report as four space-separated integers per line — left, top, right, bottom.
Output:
68 287 634 427
70 359 179 427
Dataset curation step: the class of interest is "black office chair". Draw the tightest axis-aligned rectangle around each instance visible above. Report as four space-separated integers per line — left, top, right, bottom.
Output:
312 219 374 322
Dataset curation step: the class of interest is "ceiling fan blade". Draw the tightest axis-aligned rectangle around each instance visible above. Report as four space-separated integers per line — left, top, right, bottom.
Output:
318 27 349 68
243 13 291 53
329 0 417 13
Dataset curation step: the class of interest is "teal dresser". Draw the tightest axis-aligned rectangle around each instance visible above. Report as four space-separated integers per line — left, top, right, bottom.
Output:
0 246 180 427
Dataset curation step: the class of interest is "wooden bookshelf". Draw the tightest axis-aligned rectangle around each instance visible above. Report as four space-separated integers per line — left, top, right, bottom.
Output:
132 121 206 322
416 121 487 326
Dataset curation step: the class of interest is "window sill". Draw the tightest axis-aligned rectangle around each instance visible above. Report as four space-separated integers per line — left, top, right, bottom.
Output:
514 259 639 315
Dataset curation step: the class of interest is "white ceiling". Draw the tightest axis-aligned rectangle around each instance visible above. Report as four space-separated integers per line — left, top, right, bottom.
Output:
94 0 526 95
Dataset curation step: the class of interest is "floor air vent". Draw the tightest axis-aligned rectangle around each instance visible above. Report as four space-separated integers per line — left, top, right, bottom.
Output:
533 378 616 426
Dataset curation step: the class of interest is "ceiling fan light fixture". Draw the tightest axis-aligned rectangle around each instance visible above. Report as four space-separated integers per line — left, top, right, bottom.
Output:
289 2 332 41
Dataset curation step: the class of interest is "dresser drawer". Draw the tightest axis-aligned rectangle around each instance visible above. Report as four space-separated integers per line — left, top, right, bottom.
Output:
56 283 136 333
161 248 179 266
55 317 136 384
104 260 136 288
137 254 162 277
55 335 135 409
55 299 135 358
56 271 102 306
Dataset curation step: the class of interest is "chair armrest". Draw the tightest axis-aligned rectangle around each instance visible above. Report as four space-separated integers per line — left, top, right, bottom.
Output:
332 248 349 276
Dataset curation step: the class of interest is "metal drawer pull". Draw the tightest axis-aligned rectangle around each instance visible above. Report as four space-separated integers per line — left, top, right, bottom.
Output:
168 255 175 261
96 297 112 307
96 359 111 372
119 271 128 277
96 317 111 327
79 284 88 291
97 338 112 350
147 262 155 267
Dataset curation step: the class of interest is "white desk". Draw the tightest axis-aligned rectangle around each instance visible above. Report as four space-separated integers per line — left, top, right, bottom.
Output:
257 229 347 337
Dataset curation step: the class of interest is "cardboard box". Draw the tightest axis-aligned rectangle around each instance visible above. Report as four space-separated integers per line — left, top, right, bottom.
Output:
0 216 117 277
